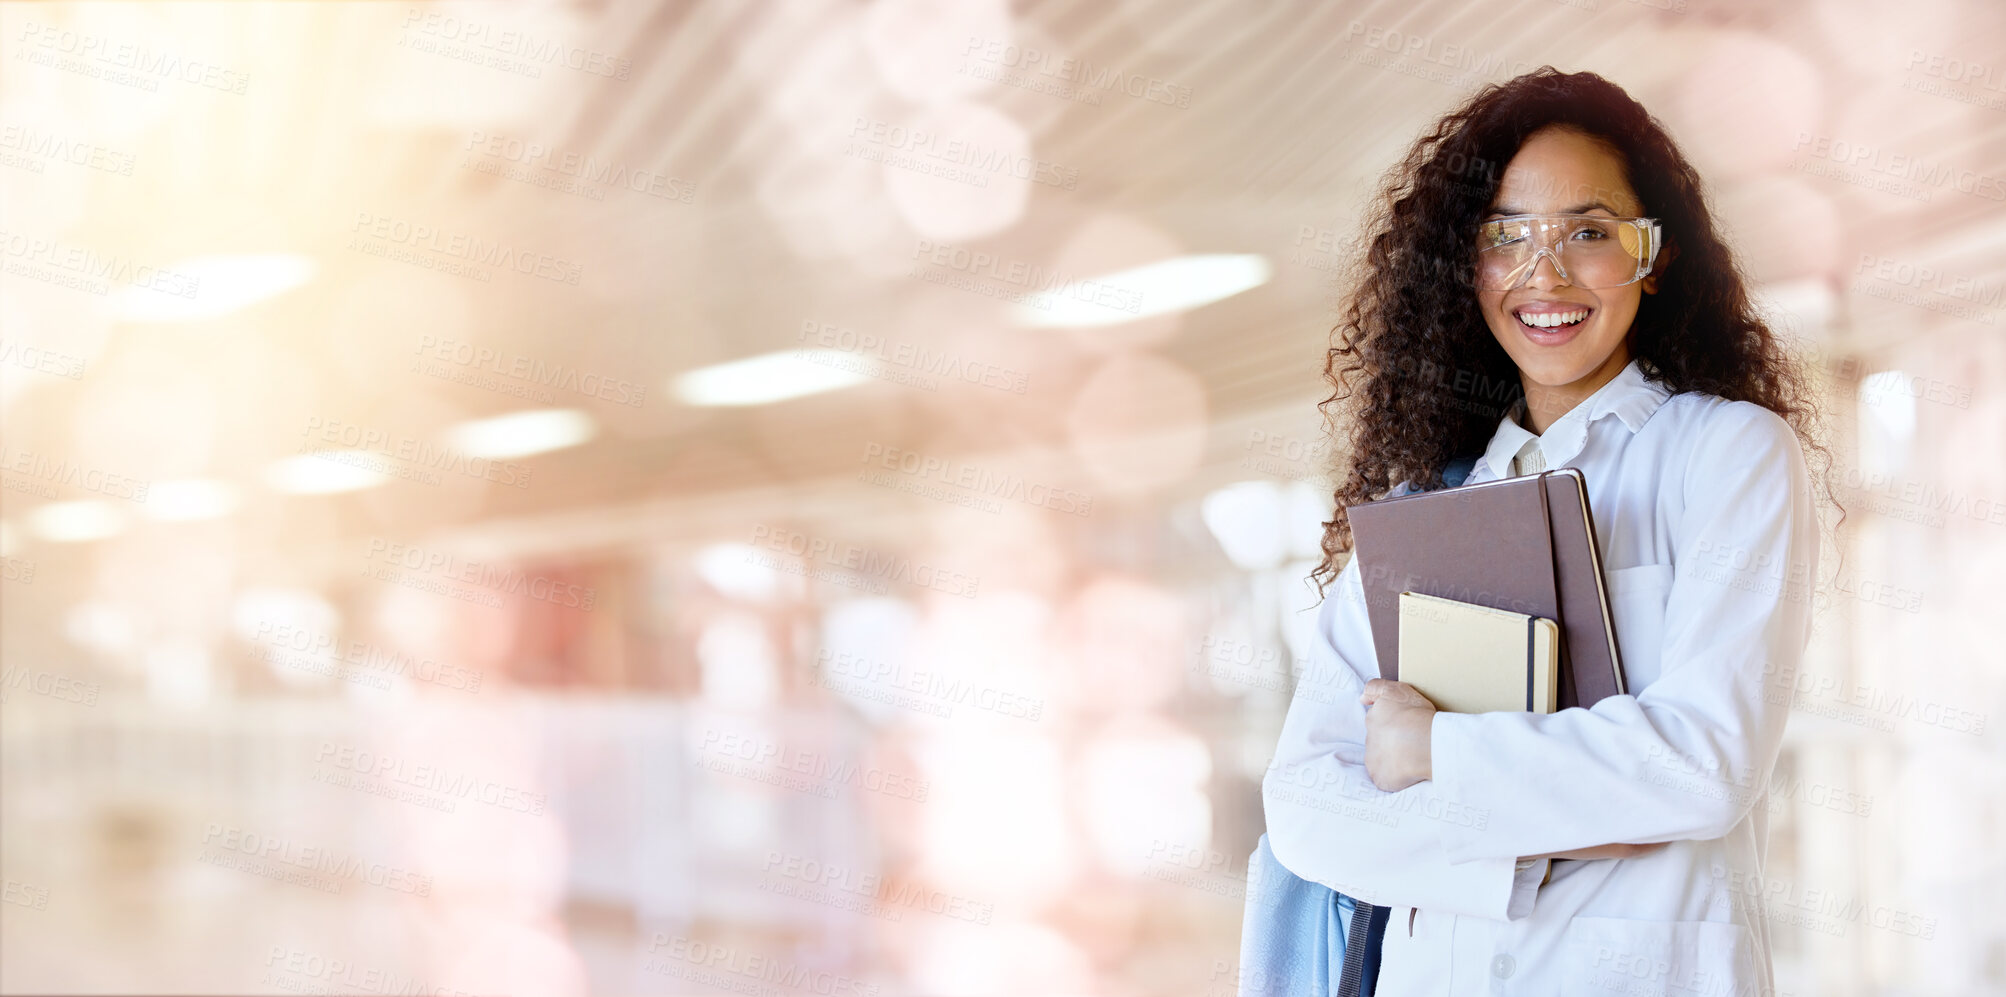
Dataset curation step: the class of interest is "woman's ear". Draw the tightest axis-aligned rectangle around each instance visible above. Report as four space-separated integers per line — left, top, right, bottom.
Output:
1644 238 1679 295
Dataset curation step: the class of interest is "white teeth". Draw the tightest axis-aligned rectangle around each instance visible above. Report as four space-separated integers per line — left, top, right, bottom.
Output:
1516 310 1588 328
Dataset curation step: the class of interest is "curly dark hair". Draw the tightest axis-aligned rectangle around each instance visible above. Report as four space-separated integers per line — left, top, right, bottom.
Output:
1311 67 1837 597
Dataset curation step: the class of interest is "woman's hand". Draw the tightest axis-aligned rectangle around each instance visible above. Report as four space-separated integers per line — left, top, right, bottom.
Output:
1360 678 1438 792
1523 842 1670 862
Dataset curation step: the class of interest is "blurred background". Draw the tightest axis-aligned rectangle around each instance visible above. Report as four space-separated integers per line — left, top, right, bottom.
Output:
2 0 2003 994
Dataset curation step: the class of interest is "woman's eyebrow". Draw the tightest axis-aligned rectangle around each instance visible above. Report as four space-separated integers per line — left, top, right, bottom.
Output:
1487 201 1624 216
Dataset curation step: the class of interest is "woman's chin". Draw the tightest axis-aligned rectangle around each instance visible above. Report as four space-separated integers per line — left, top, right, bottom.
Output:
1512 353 1602 391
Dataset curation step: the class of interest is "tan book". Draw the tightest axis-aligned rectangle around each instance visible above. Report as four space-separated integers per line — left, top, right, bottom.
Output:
1397 591 1560 715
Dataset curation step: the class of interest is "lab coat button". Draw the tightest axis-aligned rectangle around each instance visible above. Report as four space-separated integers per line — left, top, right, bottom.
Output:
1491 954 1515 979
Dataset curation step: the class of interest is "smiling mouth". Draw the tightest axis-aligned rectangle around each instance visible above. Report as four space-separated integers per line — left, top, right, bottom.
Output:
1513 308 1591 329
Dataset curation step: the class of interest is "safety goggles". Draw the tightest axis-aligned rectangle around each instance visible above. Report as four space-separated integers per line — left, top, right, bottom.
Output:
1472 214 1663 291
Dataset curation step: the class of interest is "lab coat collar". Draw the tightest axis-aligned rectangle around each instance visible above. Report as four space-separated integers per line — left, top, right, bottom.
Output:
1478 358 1672 481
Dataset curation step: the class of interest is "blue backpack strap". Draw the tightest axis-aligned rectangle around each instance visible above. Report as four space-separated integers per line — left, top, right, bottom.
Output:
1440 455 1478 490
1338 898 1388 995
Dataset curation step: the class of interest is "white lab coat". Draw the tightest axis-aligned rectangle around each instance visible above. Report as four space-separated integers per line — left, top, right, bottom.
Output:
1263 359 1818 996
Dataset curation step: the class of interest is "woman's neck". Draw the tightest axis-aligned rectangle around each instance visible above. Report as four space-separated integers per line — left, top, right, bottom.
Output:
1518 350 1631 435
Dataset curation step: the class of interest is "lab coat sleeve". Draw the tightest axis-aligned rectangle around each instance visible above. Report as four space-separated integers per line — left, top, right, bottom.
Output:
1262 553 1546 920
1428 403 1819 863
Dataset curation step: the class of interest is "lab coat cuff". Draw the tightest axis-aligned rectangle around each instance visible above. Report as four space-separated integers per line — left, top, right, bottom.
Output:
1399 850 1525 922
1507 858 1548 920
1429 710 1497 864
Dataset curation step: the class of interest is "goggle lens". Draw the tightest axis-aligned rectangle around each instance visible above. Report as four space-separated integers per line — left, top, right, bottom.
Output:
1473 214 1661 291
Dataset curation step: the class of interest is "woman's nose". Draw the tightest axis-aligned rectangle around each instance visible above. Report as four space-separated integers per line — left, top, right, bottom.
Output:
1522 248 1571 290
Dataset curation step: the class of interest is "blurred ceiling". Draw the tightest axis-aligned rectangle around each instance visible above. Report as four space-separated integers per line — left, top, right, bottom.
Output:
4 0 2004 559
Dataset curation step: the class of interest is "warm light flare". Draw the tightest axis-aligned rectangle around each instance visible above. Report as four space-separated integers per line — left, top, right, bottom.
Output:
263 452 390 494
113 254 316 323
1013 253 1272 327
672 349 873 406
25 499 127 542
443 409 597 459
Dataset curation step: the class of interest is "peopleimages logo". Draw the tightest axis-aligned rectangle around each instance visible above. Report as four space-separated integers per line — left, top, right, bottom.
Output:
0 339 89 379
0 124 137 176
199 824 433 896
413 335 648 407
0 665 100 706
908 240 1143 314
746 524 980 599
0 229 199 298
461 131 696 203
814 649 1045 722
251 622 484 694
798 320 1029 396
262 946 478 997
362 538 597 610
859 443 1093 517
847 117 1080 190
349 211 584 285
762 850 995 925
645 934 880 997
15 20 252 94
401 8 631 80
2 879 49 910
0 446 150 502
1906 49 2006 93
300 417 533 489
959 36 1193 108
1794 134 2006 202
315 742 548 816
697 728 931 802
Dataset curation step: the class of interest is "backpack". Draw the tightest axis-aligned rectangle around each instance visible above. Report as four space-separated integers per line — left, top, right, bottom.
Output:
1236 454 1478 997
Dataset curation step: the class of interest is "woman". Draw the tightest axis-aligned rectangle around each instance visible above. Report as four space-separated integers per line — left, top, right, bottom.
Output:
1262 69 1834 995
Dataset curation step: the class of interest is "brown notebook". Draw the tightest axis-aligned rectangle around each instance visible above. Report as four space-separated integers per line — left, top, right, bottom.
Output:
1347 467 1626 710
